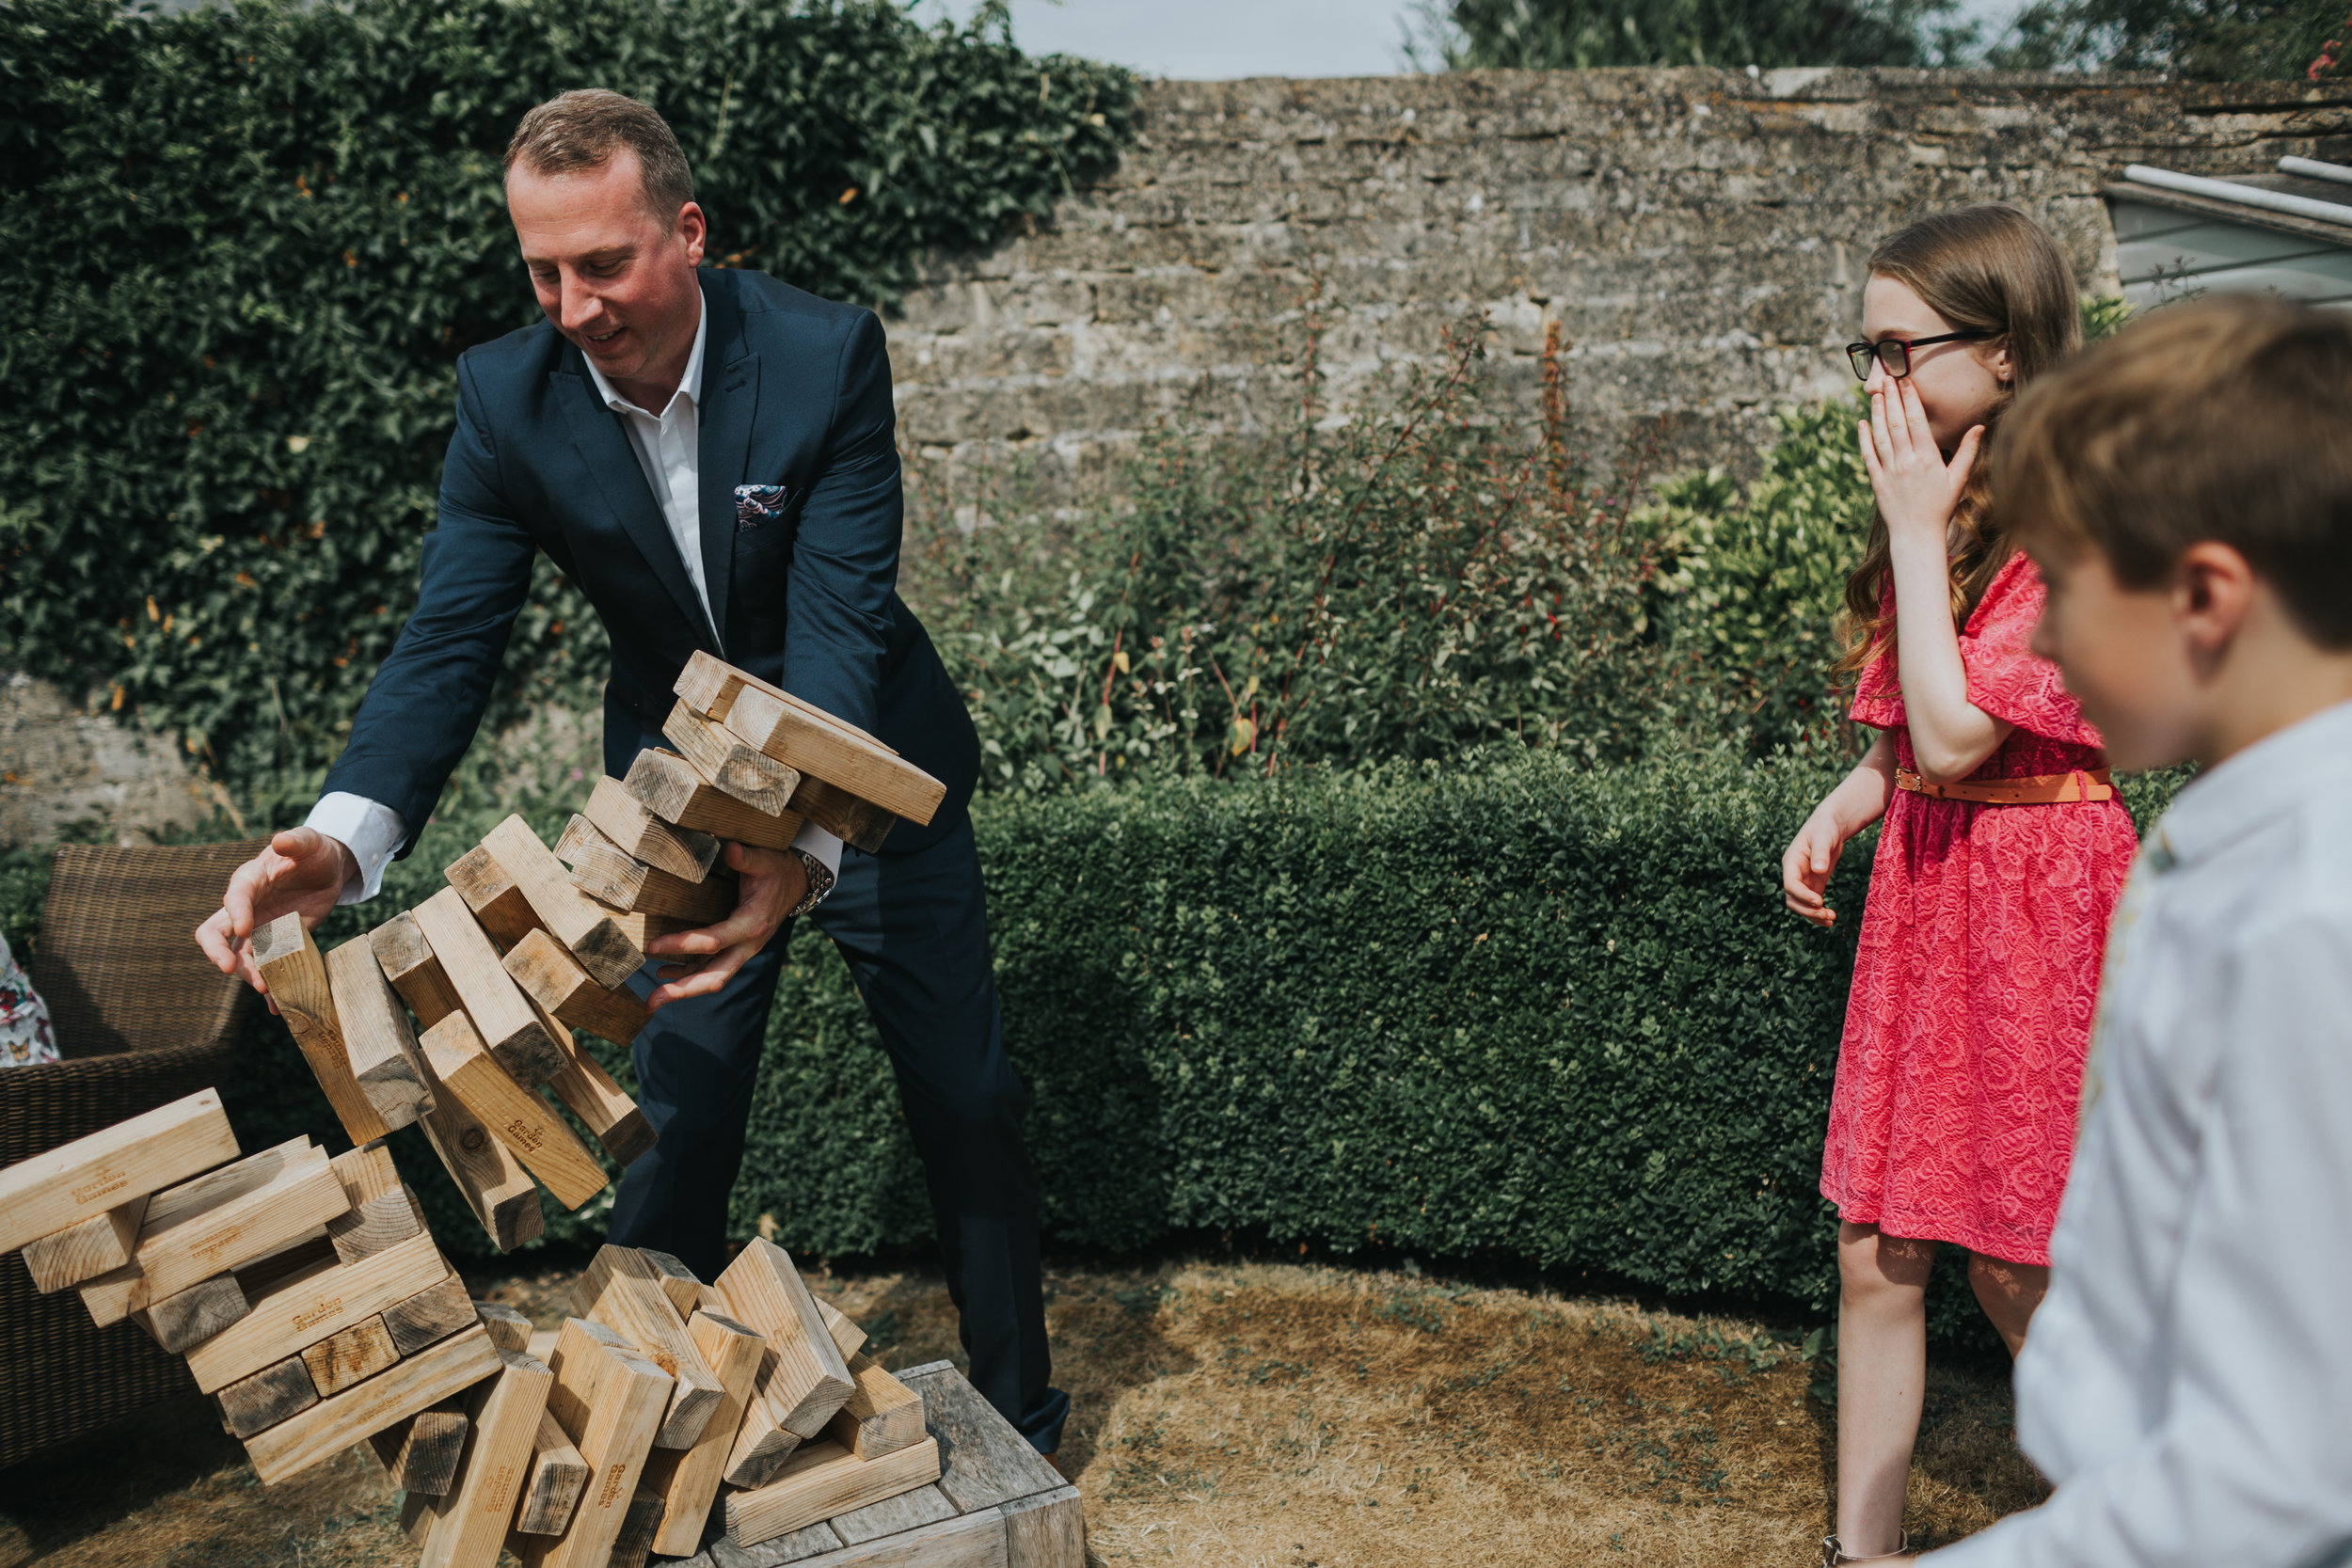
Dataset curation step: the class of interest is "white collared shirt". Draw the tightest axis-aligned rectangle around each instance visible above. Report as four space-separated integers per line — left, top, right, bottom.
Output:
310 294 842 904
1927 699 2352 1567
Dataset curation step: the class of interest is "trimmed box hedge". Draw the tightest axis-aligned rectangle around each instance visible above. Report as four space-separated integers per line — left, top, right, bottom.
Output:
2 749 2177 1335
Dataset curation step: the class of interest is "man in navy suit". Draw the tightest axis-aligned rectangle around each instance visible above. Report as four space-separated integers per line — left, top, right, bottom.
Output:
198 89 1068 1456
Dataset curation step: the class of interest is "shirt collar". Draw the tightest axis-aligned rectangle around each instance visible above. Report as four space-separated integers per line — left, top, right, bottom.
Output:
2144 697 2352 874
582 289 706 420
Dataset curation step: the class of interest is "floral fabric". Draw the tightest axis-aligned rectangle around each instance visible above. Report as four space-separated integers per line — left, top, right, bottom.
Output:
1821 551 2140 1265
0 931 57 1068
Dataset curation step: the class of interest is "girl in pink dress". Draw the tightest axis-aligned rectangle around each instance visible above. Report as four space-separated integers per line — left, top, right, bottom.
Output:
1778 205 2139 1565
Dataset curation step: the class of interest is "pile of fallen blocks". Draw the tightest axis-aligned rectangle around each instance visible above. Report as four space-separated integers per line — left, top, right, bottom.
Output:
0 658 1078 1565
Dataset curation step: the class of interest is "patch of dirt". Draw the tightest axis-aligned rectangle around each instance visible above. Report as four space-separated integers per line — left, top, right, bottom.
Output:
0 1253 2045 1567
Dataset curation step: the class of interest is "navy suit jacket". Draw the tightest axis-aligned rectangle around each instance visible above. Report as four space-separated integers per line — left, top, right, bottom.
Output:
322 268 978 859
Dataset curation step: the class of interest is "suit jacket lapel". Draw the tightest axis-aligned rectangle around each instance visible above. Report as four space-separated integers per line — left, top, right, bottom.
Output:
552 351 716 647
696 276 758 650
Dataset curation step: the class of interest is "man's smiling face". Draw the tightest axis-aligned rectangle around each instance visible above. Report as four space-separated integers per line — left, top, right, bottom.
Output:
506 147 706 404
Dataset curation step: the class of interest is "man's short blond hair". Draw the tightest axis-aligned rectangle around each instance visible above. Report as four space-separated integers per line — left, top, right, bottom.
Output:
1994 293 2352 650
502 88 694 224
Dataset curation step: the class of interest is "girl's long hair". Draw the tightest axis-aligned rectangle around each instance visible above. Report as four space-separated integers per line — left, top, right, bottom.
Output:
1835 203 2080 679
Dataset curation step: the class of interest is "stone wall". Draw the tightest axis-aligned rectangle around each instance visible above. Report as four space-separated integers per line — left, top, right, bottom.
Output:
889 69 2352 499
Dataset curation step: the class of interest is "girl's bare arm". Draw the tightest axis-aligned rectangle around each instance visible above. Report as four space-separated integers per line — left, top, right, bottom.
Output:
1864 378 2015 784
1781 733 1898 928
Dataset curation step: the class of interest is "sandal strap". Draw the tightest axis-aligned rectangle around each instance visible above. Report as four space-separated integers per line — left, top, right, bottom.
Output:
1821 1532 1911 1564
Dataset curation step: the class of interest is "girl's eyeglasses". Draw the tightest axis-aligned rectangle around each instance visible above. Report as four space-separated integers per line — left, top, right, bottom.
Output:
1846 331 1992 381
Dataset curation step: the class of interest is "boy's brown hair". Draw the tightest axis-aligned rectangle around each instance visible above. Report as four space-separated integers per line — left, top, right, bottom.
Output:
503 89 694 225
1995 293 2352 649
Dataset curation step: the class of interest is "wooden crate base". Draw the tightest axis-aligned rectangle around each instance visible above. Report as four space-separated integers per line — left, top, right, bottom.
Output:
680 1363 1081 1568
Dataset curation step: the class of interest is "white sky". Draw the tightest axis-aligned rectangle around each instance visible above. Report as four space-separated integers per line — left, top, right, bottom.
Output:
926 0 2029 80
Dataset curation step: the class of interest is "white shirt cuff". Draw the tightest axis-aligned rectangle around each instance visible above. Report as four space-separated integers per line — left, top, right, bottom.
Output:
305 792 409 905
790 819 844 905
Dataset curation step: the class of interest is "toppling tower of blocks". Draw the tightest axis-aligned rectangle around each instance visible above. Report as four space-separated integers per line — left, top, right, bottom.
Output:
0 663 1071 1566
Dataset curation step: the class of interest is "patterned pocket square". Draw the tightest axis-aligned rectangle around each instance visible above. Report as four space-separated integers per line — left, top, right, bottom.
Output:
735 483 797 531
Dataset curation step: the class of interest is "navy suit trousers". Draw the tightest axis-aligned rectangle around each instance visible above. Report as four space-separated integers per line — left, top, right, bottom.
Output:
605 817 1070 1454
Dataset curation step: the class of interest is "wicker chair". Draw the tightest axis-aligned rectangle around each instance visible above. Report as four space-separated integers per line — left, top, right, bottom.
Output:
0 839 266 1471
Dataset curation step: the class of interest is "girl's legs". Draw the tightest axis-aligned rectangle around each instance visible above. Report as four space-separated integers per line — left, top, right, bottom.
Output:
1835 1221 1938 1556
1967 1252 2050 1357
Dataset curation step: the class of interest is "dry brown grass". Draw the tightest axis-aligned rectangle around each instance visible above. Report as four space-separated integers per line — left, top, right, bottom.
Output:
0 1253 2046 1567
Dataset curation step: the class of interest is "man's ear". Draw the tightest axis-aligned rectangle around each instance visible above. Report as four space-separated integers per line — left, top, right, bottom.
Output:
2175 540 2257 677
677 201 707 267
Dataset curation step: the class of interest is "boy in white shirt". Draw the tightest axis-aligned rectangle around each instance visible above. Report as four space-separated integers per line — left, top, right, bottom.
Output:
1907 295 2352 1564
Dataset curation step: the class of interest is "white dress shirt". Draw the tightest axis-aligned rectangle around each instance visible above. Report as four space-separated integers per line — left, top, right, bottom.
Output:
310 294 843 905
1927 698 2352 1568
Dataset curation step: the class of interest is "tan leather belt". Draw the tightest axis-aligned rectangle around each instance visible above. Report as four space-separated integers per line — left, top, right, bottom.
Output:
1897 768 2115 804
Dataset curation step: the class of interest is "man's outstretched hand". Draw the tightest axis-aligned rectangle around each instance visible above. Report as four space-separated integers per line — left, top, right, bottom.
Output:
643 841 807 1013
195 827 358 1010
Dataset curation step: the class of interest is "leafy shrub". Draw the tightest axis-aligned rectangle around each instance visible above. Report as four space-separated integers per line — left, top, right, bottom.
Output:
908 309 1677 793
0 0 1133 823
1639 393 1874 760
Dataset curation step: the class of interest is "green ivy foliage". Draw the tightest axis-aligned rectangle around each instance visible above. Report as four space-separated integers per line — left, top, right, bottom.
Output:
0 0 1133 821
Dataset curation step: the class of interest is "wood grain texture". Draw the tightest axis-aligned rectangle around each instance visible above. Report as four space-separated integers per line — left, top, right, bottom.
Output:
475 1299 534 1354
445 844 546 951
20 1196 145 1292
640 723 803 833
502 927 651 1047
372 911 462 1029
793 1510 1007 1568
516 1318 675 1568
817 1298 868 1361
411 887 565 1089
674 653 890 749
481 815 647 989
716 1239 854 1442
421 1011 609 1212
302 1312 399 1396
907 1369 1062 1515
638 1249 704 1322
568 1245 727 1450
145 1273 251 1354
723 1436 942 1548
0 1086 240 1257
583 774 722 879
516 1409 589 1536
824 1354 926 1461
413 1347 555 1566
557 814 738 924
1000 1486 1088 1568
826 1483 957 1545
82 1139 309 1326
384 1274 478 1355
609 1486 668 1568
128 1140 346 1307
722 685 944 827
216 1354 317 1439
327 1186 426 1265
370 1407 469 1497
643 1308 767 1555
253 912 392 1144
244 1324 501 1486
603 907 694 954
515 987 658 1167
231 1227 338 1298
413 1040 546 1253
184 1229 450 1393
323 936 435 1134
785 775 898 857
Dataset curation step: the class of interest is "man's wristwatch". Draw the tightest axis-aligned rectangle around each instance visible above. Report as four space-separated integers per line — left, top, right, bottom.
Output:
785 847 834 919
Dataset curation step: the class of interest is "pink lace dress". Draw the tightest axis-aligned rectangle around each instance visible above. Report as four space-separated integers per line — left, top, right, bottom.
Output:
1819 552 2139 1265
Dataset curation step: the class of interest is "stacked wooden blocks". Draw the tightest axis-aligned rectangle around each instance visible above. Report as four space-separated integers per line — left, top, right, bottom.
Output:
0 1090 498 1489
250 653 945 1258
3 1105 1073 1566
